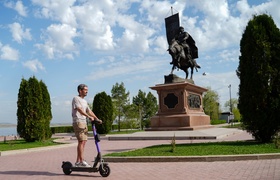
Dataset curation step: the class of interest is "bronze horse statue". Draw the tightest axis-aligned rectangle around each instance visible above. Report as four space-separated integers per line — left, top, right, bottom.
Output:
168 39 200 79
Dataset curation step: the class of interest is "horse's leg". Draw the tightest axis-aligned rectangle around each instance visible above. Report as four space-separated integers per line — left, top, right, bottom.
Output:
185 68 189 79
170 65 175 74
190 67 194 80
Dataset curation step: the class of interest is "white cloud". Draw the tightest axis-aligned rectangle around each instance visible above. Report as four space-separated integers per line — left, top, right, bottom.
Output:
9 22 32 44
236 0 251 15
116 14 155 53
73 4 115 51
47 24 77 51
32 0 77 26
179 1 242 52
22 59 45 72
0 44 19 61
15 1 28 16
218 49 240 63
35 23 78 59
32 0 159 53
152 36 168 54
5 1 27 17
139 0 174 26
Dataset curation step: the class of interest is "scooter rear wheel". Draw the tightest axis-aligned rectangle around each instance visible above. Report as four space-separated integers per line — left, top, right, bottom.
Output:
62 161 72 175
99 164 110 177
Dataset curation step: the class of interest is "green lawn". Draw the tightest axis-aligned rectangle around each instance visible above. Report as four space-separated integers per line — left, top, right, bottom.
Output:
107 130 144 135
105 141 280 157
0 139 60 151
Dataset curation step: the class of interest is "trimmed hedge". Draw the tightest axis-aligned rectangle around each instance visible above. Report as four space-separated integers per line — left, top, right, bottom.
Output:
211 119 226 125
51 125 93 134
51 126 73 134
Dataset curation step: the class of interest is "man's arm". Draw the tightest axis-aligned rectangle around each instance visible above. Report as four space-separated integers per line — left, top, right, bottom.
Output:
76 107 89 118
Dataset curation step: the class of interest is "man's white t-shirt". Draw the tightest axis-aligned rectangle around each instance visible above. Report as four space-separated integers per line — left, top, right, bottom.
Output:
72 96 89 123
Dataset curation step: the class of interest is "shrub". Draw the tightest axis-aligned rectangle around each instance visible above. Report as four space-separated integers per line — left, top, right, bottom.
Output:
211 119 226 125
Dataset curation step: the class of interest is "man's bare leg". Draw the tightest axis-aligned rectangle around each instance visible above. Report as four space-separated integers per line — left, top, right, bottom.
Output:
76 140 86 163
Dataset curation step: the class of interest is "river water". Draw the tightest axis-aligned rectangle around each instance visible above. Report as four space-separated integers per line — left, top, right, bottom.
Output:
0 126 17 136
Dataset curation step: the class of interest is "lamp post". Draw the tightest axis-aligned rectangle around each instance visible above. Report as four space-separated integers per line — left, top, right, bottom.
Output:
228 84 233 125
228 84 232 112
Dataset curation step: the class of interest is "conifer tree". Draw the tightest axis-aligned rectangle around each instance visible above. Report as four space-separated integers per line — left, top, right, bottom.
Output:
237 14 280 142
40 80 52 139
92 91 113 134
111 82 129 131
17 76 52 142
17 78 28 139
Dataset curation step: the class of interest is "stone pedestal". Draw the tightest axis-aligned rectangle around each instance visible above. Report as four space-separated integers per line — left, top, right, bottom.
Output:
147 79 211 131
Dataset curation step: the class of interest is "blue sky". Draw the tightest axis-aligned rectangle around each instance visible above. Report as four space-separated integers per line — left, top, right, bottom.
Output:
0 0 279 124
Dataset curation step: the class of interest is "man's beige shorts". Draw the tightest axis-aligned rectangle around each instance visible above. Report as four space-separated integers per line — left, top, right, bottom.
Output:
73 122 88 141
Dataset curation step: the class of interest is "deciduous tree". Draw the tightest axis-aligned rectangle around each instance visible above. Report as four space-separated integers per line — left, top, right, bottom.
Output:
203 87 220 120
133 90 158 129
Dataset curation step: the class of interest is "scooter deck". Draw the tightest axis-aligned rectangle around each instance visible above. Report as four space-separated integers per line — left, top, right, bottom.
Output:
70 166 99 172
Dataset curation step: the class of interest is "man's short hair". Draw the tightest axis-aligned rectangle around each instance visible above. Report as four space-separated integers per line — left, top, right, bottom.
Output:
77 84 87 92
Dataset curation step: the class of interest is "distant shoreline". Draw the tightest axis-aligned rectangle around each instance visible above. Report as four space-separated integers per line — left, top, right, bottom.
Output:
0 124 16 128
0 123 73 137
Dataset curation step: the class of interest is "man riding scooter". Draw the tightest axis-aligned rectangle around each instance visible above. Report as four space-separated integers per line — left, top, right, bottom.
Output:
72 84 102 167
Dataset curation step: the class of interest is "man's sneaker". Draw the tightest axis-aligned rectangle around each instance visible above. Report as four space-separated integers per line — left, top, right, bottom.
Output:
74 162 80 167
80 160 91 167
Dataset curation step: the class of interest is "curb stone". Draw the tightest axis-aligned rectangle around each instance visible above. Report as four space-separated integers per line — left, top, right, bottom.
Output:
104 153 280 163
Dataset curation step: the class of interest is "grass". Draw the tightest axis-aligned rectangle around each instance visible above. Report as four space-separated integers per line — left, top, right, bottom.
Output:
222 123 243 129
105 141 280 157
0 139 61 151
107 129 144 135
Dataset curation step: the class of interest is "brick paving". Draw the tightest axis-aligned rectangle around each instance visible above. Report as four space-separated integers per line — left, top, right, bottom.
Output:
1 129 280 180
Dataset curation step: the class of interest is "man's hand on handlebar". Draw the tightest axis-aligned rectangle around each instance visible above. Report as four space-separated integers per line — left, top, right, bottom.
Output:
95 118 102 124
88 116 102 124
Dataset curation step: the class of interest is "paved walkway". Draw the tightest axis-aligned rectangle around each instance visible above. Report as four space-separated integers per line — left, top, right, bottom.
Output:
1 127 280 179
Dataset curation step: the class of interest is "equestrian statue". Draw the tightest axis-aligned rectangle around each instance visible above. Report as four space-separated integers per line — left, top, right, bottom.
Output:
165 11 200 80
168 26 200 80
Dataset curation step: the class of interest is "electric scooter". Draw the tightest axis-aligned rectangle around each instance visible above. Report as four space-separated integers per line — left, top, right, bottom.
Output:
61 120 111 177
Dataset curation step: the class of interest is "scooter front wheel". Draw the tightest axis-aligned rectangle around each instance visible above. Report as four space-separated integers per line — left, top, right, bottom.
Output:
99 164 110 177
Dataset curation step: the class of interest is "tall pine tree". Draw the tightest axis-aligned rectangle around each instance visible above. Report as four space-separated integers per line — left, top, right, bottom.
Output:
111 82 129 131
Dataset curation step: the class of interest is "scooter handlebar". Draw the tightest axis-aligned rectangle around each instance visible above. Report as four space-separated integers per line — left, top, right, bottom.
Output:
91 119 102 125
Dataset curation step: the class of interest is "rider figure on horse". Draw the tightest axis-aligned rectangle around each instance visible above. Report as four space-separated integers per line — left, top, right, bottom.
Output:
172 26 200 69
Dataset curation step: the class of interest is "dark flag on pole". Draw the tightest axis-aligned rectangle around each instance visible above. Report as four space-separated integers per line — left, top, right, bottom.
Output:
165 13 179 45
